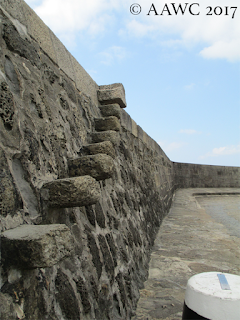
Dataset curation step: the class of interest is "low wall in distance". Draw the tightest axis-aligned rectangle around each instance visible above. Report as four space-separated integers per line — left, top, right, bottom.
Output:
173 162 240 188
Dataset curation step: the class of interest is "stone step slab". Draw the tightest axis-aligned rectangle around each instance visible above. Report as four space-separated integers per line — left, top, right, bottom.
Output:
41 176 100 208
1 224 74 268
100 104 121 119
68 154 114 181
81 141 116 159
94 116 121 132
91 131 120 146
97 83 126 108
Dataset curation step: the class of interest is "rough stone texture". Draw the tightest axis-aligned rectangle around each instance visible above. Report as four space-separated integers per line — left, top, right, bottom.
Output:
95 116 121 132
23 4 57 63
0 81 15 129
174 162 240 188
50 30 76 84
81 141 116 159
0 293 16 320
55 269 81 320
71 54 100 108
41 176 101 207
0 1 27 26
85 227 103 280
1 224 74 268
75 276 91 314
0 148 22 220
0 2 239 320
68 154 114 180
98 83 127 108
91 130 120 146
2 19 40 68
132 119 138 137
100 103 121 119
95 201 106 228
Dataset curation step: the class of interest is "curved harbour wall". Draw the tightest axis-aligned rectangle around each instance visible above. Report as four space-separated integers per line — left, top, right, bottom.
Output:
174 162 240 188
0 1 239 319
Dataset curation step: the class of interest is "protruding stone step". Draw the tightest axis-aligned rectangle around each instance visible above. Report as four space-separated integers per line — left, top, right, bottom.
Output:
68 154 114 180
95 116 120 132
1 224 74 268
41 176 100 208
98 83 126 108
81 141 116 159
91 131 120 146
100 104 121 119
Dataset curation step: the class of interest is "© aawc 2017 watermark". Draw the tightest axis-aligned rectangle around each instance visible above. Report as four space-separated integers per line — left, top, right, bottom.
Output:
130 3 237 18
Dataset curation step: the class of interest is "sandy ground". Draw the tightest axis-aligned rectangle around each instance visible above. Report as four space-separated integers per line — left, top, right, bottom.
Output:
132 188 240 320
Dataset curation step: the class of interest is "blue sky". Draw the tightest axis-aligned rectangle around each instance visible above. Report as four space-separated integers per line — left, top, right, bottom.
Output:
25 0 240 166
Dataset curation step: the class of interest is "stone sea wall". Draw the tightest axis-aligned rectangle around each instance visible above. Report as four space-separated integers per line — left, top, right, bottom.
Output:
0 1 239 320
173 162 240 188
0 2 175 319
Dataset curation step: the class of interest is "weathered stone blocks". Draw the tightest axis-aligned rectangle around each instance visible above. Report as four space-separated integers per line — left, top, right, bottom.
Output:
95 202 106 228
98 83 127 108
85 228 103 279
2 20 40 67
91 131 120 146
55 269 81 319
95 116 120 132
1 224 74 268
81 141 116 159
0 3 180 320
100 104 121 119
98 234 115 284
68 154 114 180
0 149 22 220
0 81 15 131
0 293 16 320
75 276 91 314
41 176 100 208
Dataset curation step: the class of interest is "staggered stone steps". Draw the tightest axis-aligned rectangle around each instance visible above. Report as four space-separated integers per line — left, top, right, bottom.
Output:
67 101 121 182
66 102 121 181
1 93 123 271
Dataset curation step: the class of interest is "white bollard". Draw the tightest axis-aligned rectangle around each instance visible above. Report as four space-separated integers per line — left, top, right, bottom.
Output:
182 272 240 320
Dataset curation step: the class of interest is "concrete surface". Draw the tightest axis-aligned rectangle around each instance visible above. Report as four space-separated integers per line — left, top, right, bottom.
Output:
132 188 240 320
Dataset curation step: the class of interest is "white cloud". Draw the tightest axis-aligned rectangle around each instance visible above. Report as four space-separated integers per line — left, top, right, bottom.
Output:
201 144 240 158
125 0 240 61
120 19 155 38
26 0 240 62
99 46 127 65
27 0 129 36
200 40 240 62
179 129 201 135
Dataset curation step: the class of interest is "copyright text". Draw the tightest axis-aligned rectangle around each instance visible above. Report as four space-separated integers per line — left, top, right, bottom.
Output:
130 3 238 18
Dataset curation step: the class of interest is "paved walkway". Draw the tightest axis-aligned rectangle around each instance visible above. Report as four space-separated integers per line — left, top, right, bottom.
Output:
132 188 240 320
